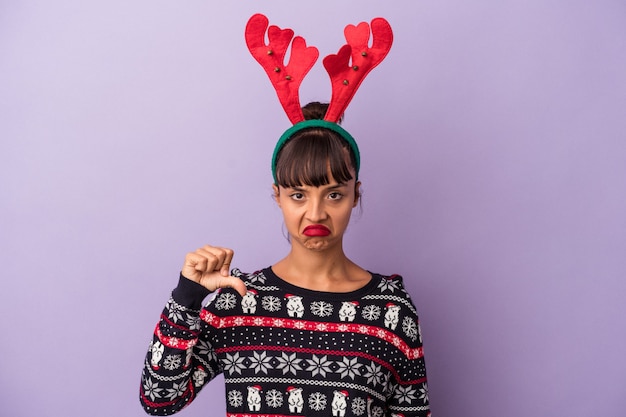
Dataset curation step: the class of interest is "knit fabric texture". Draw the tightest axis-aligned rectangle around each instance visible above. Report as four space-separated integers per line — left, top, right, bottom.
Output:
140 267 430 417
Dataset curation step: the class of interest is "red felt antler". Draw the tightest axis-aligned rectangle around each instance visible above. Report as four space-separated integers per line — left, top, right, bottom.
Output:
245 14 319 124
322 18 393 123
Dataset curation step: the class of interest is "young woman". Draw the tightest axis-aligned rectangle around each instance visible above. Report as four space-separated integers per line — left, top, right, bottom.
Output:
139 102 431 417
141 14 430 417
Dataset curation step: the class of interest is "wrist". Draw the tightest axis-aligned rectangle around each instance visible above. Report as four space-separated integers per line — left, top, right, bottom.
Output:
172 273 212 309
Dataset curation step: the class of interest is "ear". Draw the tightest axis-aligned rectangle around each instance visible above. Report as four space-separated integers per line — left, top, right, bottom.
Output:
272 184 281 206
353 181 362 207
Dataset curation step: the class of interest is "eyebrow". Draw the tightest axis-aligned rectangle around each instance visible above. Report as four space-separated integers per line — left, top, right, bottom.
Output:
325 183 348 190
288 183 348 192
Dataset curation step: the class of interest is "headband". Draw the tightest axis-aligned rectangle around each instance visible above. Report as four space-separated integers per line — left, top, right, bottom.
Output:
244 14 393 183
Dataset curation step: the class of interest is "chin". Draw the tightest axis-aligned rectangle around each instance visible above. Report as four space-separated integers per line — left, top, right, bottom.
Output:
300 237 330 251
303 242 327 251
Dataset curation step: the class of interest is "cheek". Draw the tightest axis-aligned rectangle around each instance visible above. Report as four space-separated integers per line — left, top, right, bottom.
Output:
334 205 354 224
280 205 301 225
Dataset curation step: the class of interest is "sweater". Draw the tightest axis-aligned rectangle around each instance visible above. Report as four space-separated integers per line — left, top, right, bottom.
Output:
140 267 430 417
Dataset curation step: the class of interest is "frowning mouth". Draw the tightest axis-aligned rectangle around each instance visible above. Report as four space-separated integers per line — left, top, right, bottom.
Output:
303 225 331 237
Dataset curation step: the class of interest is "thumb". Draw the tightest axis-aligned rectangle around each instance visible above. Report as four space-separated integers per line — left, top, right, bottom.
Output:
216 276 247 297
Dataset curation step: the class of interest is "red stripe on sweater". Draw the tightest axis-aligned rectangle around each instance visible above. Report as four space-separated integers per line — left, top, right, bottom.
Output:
200 310 423 360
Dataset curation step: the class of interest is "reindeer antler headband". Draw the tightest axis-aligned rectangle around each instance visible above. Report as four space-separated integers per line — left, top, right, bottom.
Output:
245 13 393 183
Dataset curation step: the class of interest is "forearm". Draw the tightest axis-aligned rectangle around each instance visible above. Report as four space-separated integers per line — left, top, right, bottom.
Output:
139 276 212 415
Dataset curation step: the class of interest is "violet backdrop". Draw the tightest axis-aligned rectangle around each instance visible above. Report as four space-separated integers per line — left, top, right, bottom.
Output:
1 1 625 416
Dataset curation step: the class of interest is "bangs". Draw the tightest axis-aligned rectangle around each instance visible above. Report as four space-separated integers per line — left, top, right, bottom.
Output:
274 128 356 188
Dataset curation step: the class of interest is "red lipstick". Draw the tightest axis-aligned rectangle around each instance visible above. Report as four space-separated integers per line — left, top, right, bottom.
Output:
303 225 331 237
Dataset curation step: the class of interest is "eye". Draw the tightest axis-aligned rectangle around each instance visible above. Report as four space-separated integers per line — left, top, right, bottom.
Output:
328 192 344 200
290 192 305 201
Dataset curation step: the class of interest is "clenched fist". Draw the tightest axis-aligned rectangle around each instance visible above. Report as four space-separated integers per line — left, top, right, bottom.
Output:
181 245 246 296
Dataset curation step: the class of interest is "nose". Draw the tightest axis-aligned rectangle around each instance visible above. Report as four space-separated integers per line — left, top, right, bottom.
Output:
306 197 328 222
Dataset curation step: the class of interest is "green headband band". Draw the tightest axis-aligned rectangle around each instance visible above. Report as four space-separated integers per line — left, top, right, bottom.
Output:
271 120 361 184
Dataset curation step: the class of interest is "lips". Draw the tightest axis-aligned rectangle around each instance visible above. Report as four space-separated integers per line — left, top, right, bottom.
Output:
303 225 331 237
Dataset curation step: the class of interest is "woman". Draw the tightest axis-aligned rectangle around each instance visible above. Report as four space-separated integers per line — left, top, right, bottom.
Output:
139 103 431 417
141 14 430 417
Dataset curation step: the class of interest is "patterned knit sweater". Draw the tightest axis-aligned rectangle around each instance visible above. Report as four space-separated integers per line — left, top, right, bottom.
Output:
140 267 430 417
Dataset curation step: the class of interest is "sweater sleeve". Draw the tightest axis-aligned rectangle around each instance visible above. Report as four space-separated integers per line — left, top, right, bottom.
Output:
386 311 431 417
385 275 432 417
139 275 221 415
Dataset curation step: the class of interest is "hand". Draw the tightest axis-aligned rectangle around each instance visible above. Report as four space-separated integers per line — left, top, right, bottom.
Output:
181 245 247 296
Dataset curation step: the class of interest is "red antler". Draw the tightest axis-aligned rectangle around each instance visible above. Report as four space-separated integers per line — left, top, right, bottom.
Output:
245 14 319 124
323 18 393 123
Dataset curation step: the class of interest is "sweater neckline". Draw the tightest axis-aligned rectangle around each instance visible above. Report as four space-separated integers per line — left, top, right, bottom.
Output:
262 267 380 301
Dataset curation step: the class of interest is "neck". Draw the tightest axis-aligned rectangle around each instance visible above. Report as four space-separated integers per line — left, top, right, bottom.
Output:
288 242 348 275
273 242 369 292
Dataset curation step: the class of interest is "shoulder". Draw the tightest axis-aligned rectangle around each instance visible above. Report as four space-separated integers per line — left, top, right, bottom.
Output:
231 268 270 286
371 273 410 296
368 273 420 315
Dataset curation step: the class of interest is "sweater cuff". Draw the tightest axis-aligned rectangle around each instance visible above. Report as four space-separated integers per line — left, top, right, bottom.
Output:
171 274 212 310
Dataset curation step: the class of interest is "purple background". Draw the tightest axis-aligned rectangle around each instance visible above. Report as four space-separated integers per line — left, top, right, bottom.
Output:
1 1 625 416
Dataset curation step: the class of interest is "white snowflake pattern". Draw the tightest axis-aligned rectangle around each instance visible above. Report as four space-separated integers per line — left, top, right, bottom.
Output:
275 352 303 375
394 385 418 404
165 381 186 400
166 300 185 323
306 354 333 377
215 293 237 310
382 372 392 392
316 323 328 331
186 314 201 331
402 316 419 342
223 352 245 375
310 300 333 317
361 304 381 321
336 356 363 380
261 296 281 312
351 397 367 415
142 378 162 401
363 362 383 386
196 339 217 362
419 383 429 403
378 277 400 292
228 390 243 407
248 271 266 284
371 405 384 417
163 354 182 371
308 392 327 411
391 336 401 347
249 351 272 374
265 389 284 408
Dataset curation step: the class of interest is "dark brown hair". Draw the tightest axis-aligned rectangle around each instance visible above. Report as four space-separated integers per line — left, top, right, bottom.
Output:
274 102 357 188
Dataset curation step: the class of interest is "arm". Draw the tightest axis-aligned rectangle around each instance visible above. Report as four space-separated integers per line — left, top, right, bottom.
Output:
385 279 431 417
139 245 246 415
139 276 214 415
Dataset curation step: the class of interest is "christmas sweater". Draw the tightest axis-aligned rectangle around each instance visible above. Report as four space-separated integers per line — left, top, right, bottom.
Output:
140 267 430 417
